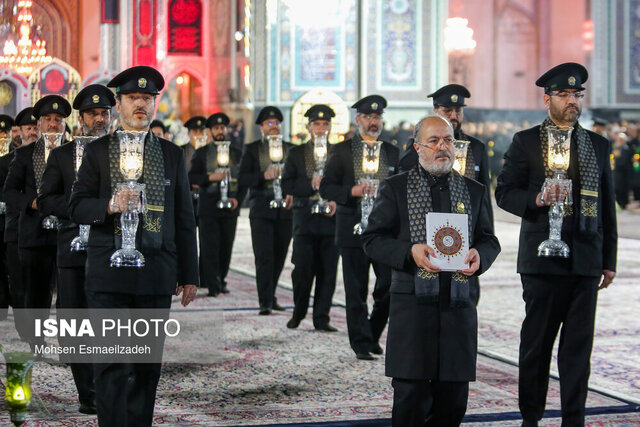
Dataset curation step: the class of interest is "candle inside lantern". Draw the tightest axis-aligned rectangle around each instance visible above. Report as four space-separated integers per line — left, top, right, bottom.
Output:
120 153 142 180
363 158 379 174
314 145 327 160
217 151 229 167
270 147 283 162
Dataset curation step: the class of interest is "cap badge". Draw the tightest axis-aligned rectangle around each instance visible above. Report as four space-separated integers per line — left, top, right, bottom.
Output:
568 76 576 86
197 120 202 126
451 94 458 103
456 201 465 214
52 103 58 110
0 121 4 127
92 94 100 103
318 111 324 118
217 118 222 123
269 111 274 116
371 102 378 110
30 115 35 121
138 78 147 88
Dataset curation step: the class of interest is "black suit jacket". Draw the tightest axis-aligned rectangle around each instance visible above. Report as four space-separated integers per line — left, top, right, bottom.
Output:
0 151 17 241
319 136 399 247
37 142 86 268
238 138 293 220
495 124 617 276
69 133 199 295
281 141 335 236
3 140 57 248
362 171 500 381
188 143 245 218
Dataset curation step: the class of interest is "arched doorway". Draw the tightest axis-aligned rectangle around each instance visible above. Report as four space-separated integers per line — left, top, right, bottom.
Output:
157 71 204 122
290 89 350 144
28 58 82 129
0 68 29 116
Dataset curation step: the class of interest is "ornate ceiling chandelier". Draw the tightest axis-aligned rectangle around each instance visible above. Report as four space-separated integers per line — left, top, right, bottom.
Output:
0 0 52 75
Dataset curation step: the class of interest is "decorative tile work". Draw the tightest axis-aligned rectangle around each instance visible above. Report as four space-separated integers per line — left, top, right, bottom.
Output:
624 0 640 92
376 0 421 90
267 0 357 103
364 0 436 102
613 0 640 104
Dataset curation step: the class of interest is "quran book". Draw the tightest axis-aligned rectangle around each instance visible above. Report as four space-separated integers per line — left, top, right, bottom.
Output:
426 212 470 272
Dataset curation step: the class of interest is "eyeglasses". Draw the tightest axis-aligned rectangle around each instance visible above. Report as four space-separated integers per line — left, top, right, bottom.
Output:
550 91 585 100
417 136 455 149
264 120 280 127
359 114 382 121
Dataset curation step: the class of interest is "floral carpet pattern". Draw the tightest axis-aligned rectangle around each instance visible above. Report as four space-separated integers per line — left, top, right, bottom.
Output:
1 210 639 425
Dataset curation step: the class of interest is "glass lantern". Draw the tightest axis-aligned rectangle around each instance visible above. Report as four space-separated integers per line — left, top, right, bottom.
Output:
110 130 148 268
311 131 332 215
537 125 573 258
41 132 64 230
0 136 11 214
353 141 381 235
452 140 470 174
4 352 34 426
70 136 97 251
267 134 287 209
215 140 233 209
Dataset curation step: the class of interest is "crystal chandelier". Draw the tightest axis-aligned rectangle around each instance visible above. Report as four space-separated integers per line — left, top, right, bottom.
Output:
0 1 52 75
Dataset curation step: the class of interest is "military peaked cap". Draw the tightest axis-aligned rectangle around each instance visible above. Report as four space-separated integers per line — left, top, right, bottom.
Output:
73 84 116 112
33 95 72 119
206 112 231 128
536 62 588 91
305 104 335 122
108 65 165 95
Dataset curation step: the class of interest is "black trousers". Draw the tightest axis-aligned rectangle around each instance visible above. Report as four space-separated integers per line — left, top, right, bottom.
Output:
391 378 469 427
58 267 94 406
19 245 56 309
19 245 56 344
6 242 28 340
340 246 390 354
86 291 171 427
249 217 292 309
519 274 599 426
198 215 238 295
290 234 339 328
0 240 9 310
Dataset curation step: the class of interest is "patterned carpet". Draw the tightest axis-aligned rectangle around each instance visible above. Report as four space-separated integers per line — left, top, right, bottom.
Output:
1 211 639 425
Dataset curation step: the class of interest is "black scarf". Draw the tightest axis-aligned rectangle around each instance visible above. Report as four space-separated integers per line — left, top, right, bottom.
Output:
407 165 473 307
32 139 46 192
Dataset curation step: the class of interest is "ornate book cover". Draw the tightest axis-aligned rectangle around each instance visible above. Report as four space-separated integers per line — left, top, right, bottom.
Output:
426 212 469 272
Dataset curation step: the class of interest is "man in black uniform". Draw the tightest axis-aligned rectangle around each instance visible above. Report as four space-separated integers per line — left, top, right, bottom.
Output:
150 119 166 139
363 115 499 426
281 104 339 332
0 108 37 337
37 84 115 415
398 85 491 194
183 116 208 224
238 106 293 315
319 95 399 360
0 115 14 317
4 96 70 348
69 66 199 426
495 63 617 427
189 112 245 296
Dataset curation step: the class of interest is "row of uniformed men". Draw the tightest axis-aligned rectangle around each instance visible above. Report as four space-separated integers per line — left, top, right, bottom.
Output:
235 83 492 364
0 71 491 424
